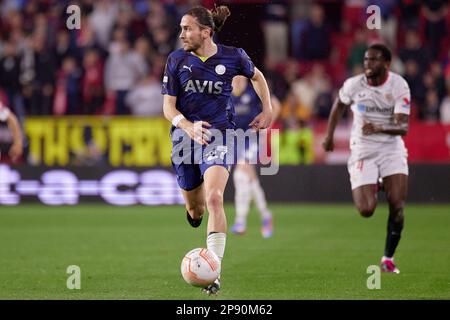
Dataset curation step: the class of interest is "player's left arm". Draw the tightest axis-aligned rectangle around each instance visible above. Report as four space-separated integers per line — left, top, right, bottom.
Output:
6 111 24 161
363 80 411 136
249 67 273 129
362 113 409 136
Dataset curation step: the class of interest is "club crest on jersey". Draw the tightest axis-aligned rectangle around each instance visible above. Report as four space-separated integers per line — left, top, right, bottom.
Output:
215 64 226 75
184 79 223 94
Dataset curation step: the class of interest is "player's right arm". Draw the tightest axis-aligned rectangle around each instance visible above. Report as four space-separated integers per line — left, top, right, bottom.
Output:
161 53 211 145
322 98 349 152
323 77 354 152
162 94 211 145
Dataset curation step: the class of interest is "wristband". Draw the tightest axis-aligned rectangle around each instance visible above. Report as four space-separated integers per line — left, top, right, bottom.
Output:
172 114 185 127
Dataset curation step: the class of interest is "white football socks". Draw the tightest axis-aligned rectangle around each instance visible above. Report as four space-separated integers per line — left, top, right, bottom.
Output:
233 169 252 226
207 232 226 263
251 180 272 220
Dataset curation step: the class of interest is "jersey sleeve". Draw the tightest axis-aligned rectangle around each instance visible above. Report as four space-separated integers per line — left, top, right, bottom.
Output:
161 54 180 96
393 78 411 115
237 48 255 79
338 78 354 105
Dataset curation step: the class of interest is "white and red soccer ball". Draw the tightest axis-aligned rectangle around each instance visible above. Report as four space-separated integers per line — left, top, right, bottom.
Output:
181 248 221 287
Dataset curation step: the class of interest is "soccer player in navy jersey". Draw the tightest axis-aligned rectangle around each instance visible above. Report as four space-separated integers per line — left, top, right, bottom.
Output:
230 75 280 238
161 5 274 294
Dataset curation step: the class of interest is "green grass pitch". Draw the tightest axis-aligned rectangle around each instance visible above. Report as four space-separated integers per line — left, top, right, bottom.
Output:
0 204 449 299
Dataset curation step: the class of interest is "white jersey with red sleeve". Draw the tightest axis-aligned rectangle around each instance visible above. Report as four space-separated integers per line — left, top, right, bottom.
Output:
338 71 411 157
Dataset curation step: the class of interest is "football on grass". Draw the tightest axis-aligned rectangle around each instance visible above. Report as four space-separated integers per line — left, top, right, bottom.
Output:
181 248 220 287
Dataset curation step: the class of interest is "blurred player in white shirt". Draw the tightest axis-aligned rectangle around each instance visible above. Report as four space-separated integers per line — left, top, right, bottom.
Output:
0 101 23 162
323 44 411 274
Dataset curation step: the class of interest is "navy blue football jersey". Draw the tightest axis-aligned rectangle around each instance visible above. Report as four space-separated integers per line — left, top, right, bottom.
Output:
232 83 261 130
161 44 255 130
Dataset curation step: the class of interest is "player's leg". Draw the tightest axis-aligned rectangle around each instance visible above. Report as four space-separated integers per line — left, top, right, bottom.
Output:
201 165 229 294
246 164 273 238
352 184 378 217
380 173 407 273
348 158 379 217
203 165 229 255
231 163 253 234
181 183 206 228
378 152 408 273
171 127 206 227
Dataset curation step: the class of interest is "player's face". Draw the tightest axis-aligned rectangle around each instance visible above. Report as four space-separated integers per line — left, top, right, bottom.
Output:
363 49 388 79
179 15 207 52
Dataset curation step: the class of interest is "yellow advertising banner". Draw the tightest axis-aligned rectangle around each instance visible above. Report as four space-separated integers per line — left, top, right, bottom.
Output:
25 116 173 166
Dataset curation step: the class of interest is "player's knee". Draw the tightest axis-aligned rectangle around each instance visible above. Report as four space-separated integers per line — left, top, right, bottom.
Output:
187 204 205 218
233 168 251 185
388 198 405 214
359 209 374 218
206 191 224 213
357 203 376 218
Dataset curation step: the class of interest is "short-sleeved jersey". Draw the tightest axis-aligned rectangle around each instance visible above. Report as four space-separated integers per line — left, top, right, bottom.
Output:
0 103 10 122
339 71 411 156
232 83 261 130
162 44 255 130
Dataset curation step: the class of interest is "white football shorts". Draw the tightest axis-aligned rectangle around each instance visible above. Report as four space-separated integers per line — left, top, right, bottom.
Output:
347 149 408 190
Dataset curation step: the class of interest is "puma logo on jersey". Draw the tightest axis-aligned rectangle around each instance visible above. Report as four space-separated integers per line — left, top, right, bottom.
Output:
182 65 193 72
184 80 223 94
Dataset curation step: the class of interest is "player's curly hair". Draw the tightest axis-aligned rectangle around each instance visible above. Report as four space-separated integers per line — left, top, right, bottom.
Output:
185 5 231 34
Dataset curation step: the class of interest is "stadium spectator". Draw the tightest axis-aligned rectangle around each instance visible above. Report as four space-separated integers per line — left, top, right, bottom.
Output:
53 56 81 115
104 28 147 115
398 29 431 74
422 0 448 59
125 74 163 117
289 63 332 120
398 0 422 30
0 40 25 122
27 34 56 115
89 0 119 51
297 4 331 61
422 89 441 122
347 28 368 72
262 1 289 64
81 49 104 115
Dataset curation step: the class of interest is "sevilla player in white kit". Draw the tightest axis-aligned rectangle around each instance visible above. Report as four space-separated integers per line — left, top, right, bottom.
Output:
0 101 23 162
323 44 410 273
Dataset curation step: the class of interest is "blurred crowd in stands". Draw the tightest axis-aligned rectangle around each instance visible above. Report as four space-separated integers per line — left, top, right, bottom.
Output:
0 0 449 126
